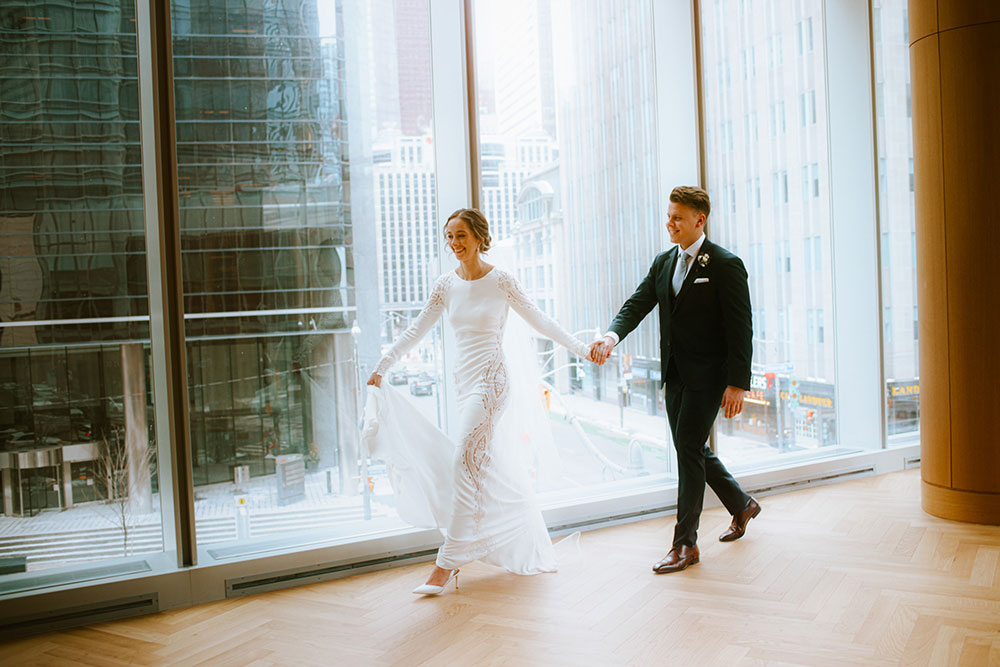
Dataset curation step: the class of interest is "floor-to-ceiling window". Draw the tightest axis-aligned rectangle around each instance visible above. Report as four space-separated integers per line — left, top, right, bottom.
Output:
873 0 919 442
0 0 918 616
699 0 849 468
0 0 443 575
0 0 164 576
472 0 674 490
170 0 441 551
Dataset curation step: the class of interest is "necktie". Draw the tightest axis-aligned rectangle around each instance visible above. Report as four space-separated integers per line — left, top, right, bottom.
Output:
672 250 689 296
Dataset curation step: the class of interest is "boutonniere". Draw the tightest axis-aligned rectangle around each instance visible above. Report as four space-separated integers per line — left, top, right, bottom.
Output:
696 252 711 268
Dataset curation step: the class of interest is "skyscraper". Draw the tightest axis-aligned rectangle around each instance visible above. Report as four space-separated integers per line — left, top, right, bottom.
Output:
700 0 836 447
374 133 438 331
395 0 433 136
556 0 662 380
487 0 556 139
480 134 557 241
0 0 359 516
1 0 148 516
476 0 558 244
873 0 919 435
368 0 433 137
171 0 355 484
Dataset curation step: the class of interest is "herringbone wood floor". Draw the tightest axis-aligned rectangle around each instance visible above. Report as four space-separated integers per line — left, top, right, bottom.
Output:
3 469 1000 666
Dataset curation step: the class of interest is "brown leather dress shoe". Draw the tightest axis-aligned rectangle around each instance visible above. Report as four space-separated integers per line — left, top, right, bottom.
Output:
719 497 761 542
652 545 700 573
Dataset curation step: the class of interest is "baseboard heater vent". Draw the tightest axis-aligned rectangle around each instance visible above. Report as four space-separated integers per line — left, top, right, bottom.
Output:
225 548 439 598
0 560 152 596
904 456 921 469
0 593 158 641
747 465 876 496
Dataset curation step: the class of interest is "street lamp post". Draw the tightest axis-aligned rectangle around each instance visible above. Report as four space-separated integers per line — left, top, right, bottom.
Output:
351 320 371 520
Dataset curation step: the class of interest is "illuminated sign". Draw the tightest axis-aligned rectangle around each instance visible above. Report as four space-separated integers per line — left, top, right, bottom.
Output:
779 391 833 408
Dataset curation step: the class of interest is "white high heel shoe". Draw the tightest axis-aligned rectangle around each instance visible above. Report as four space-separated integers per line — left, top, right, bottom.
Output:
411 569 459 596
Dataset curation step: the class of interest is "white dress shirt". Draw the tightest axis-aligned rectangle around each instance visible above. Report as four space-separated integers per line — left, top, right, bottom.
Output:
603 233 707 346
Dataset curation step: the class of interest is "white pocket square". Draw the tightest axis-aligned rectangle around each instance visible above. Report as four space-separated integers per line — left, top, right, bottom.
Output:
694 277 710 284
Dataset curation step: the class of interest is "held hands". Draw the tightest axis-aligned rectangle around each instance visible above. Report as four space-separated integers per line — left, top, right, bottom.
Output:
367 372 382 387
588 336 615 366
721 386 745 419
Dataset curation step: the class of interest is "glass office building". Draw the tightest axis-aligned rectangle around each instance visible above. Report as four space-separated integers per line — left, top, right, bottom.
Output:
1 0 152 521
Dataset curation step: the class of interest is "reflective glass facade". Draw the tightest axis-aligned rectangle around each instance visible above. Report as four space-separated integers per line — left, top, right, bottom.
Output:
0 1 160 565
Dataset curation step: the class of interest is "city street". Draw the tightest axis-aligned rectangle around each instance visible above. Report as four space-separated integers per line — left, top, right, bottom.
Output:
1 382 830 573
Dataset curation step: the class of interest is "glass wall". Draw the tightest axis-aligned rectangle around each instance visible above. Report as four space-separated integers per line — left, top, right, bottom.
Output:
873 0 919 440
0 1 162 572
369 0 443 432
700 0 845 467
170 0 439 548
473 0 672 489
0 0 918 606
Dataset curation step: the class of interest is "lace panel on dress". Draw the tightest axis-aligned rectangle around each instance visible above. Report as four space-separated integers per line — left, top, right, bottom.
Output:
460 348 509 525
495 269 591 359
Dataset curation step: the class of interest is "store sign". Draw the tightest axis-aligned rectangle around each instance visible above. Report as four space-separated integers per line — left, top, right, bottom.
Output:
799 394 833 408
778 391 833 409
750 374 768 390
890 383 920 396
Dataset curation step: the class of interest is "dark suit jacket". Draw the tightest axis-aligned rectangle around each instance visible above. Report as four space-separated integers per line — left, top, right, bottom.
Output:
608 238 752 391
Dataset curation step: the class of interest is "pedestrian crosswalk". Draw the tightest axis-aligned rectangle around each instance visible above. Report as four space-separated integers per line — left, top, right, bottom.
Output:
0 506 392 568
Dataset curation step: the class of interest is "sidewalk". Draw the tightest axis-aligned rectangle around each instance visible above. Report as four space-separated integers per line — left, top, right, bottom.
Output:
0 465 389 540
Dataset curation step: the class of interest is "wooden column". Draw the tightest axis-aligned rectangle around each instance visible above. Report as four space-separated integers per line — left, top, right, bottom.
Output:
911 0 1000 523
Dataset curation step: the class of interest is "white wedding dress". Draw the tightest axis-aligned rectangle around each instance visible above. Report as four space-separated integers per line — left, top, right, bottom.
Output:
367 267 589 574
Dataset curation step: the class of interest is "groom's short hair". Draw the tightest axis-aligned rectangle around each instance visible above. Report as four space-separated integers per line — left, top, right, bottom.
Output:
669 186 711 218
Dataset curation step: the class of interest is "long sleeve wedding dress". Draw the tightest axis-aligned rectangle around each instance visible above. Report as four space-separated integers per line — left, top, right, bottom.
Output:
366 267 590 574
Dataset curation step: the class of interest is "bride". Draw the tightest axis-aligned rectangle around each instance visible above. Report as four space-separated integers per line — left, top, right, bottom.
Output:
367 208 595 595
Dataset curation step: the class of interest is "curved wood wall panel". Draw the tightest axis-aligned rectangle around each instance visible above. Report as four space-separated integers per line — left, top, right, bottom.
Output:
910 0 1000 523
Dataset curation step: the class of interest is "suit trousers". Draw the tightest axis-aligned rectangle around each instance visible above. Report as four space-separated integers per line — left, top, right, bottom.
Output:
664 359 750 548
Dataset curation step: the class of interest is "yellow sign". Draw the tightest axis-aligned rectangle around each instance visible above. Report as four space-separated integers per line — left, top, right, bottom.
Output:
780 391 832 408
799 394 833 408
891 384 920 396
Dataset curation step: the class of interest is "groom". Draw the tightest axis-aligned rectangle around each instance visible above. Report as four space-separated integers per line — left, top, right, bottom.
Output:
590 186 760 573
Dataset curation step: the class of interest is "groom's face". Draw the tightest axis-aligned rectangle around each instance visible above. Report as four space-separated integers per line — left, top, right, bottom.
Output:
666 201 706 249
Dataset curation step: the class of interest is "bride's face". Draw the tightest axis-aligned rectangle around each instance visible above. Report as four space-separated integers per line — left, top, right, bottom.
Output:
445 218 481 261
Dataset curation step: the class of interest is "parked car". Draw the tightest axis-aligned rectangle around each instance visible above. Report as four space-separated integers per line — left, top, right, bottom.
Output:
409 373 435 396
388 370 409 385
2 430 34 450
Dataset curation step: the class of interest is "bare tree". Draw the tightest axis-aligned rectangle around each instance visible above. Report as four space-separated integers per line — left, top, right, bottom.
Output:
94 429 156 557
